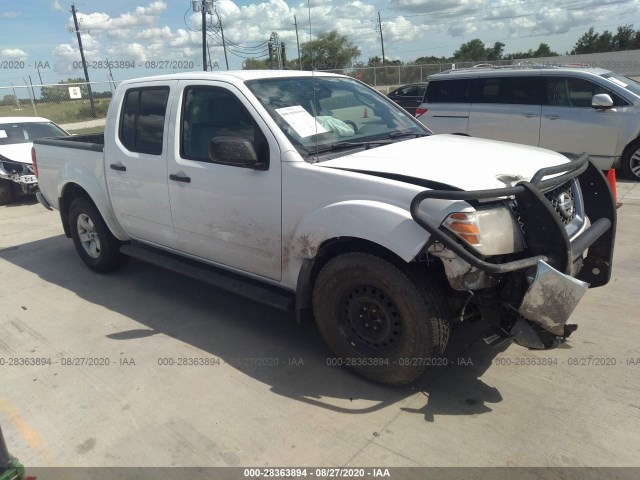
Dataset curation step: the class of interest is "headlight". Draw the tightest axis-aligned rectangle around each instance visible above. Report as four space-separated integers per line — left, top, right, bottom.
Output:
442 206 525 256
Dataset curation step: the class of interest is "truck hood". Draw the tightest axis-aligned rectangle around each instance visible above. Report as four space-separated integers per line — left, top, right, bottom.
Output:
317 135 570 191
0 143 32 165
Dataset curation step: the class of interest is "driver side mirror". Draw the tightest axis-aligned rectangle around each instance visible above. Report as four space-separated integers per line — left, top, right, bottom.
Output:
208 136 267 170
592 93 613 110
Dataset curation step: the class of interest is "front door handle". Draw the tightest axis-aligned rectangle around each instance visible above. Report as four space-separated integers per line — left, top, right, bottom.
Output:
170 173 191 183
522 113 538 118
110 163 126 172
545 114 560 120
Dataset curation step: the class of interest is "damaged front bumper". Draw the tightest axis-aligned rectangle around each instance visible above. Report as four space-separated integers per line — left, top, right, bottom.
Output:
411 154 616 348
0 157 38 194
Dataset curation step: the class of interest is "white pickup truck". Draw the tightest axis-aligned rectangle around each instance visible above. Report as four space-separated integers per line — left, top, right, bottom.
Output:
33 71 616 385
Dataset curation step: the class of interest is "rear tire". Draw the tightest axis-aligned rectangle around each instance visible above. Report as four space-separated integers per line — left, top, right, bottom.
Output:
0 179 14 205
622 139 640 181
68 197 128 273
312 252 450 386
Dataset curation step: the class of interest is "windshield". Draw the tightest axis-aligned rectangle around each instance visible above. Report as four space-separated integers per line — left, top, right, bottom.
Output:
245 76 429 158
601 72 640 98
0 121 68 146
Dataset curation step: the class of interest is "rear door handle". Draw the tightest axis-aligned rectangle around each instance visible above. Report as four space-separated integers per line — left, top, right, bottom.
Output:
110 163 126 172
522 113 538 118
545 114 560 120
169 173 191 183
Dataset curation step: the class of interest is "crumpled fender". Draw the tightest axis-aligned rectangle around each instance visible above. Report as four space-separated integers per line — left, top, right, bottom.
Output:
284 199 430 288
58 162 130 241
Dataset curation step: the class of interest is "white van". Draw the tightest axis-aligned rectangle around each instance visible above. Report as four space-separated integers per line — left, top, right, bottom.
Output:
416 65 640 180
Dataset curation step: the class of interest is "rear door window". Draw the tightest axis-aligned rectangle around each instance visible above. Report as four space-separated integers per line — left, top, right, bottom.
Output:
119 87 170 155
472 76 542 105
425 79 472 103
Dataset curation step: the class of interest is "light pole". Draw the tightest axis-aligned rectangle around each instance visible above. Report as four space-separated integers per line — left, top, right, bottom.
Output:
192 0 213 71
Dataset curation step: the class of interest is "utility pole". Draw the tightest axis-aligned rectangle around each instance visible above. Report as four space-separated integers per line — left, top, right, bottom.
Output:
105 58 116 88
378 11 386 65
217 14 229 70
71 3 96 117
293 15 302 70
281 42 286 69
192 0 212 71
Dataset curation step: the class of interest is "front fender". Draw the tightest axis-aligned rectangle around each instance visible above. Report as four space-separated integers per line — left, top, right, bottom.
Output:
58 163 130 241
284 200 430 288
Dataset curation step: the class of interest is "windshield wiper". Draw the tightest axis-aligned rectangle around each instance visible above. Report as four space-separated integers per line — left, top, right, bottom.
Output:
307 132 428 159
388 131 428 139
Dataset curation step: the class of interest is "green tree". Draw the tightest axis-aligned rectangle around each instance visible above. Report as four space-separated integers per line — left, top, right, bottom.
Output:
242 58 269 70
571 27 600 54
533 43 558 57
1 94 18 107
453 39 487 61
486 42 505 60
299 30 361 70
613 25 635 50
40 78 89 103
594 30 613 52
414 55 449 64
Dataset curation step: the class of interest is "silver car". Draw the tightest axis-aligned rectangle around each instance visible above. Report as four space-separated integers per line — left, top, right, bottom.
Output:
416 65 640 180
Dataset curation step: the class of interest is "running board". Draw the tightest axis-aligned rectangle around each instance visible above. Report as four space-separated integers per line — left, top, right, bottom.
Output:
120 244 295 312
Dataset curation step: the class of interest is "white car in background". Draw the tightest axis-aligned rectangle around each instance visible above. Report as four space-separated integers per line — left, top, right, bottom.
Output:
0 117 69 205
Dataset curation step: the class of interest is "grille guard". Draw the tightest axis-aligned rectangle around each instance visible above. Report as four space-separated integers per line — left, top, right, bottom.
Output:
410 153 616 287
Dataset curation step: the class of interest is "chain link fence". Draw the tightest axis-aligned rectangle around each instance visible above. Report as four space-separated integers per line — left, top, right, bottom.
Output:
0 81 116 132
321 60 518 93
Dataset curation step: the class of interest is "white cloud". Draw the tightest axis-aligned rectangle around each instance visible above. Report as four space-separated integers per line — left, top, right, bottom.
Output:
46 0 640 72
52 1 63 12
2 11 21 18
0 48 27 60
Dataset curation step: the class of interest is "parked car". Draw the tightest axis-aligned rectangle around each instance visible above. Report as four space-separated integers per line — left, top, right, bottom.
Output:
0 117 69 205
33 71 615 385
415 65 640 180
387 83 427 115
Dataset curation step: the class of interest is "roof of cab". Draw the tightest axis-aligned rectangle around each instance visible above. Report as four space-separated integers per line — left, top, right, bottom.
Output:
118 69 346 86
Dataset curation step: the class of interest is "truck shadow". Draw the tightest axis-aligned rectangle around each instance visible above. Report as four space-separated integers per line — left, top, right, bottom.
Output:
0 234 505 420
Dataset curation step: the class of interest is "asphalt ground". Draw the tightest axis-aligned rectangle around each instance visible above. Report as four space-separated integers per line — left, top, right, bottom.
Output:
0 188 638 476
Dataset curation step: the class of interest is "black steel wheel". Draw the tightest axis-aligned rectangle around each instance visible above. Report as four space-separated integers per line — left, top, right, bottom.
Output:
312 252 450 385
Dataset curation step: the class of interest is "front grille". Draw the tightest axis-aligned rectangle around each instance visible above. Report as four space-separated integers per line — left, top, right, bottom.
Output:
507 179 584 239
544 181 576 225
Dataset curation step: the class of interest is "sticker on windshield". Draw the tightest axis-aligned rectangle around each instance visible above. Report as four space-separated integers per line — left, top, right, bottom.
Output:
275 105 328 138
608 77 628 88
0 130 7 139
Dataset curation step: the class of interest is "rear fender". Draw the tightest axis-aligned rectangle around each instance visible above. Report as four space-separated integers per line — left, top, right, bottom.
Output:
58 163 129 241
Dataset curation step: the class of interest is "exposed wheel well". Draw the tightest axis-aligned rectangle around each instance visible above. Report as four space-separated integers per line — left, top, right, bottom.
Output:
59 183 95 238
295 236 435 323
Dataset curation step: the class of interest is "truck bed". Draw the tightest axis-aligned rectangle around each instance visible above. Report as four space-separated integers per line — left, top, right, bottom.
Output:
34 133 104 152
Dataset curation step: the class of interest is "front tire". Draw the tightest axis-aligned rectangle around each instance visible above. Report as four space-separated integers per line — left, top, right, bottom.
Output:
312 253 450 386
622 139 640 181
68 197 128 273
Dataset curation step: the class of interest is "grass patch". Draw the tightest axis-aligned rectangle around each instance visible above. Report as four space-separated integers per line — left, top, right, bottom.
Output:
0 99 109 125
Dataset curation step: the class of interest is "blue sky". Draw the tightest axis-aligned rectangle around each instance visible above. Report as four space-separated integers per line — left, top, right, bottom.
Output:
1 0 640 90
